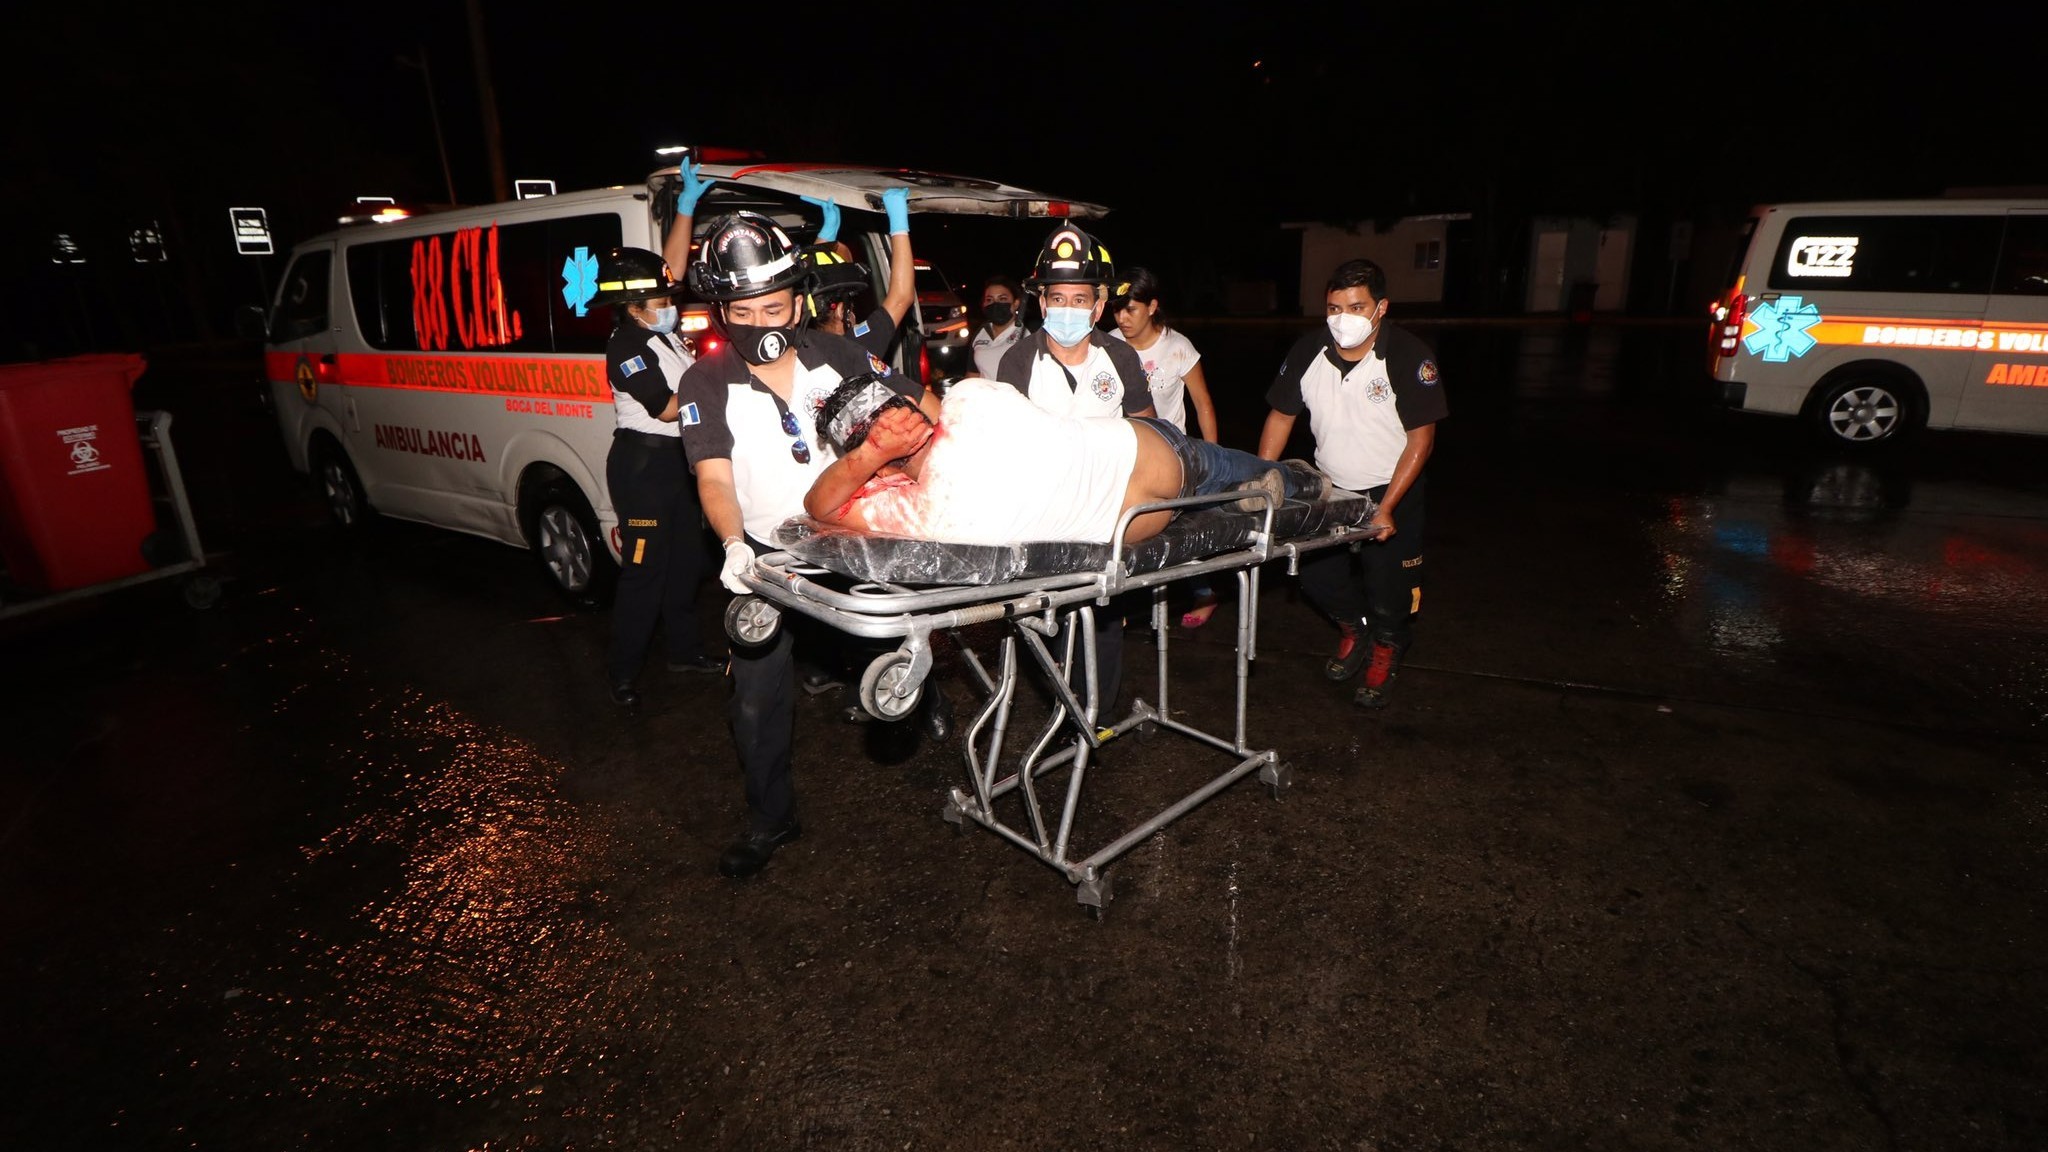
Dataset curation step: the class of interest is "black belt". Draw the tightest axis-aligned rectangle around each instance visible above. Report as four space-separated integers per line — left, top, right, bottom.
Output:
613 429 680 449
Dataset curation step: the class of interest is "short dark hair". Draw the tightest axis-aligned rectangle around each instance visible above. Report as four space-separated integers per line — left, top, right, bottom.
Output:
982 274 1019 298
1325 259 1387 301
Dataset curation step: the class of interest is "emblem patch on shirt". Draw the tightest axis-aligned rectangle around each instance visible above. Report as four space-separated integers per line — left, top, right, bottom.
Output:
866 353 892 377
1418 359 1440 386
620 355 648 378
1366 378 1393 404
1091 371 1118 402
679 402 701 427
852 320 870 338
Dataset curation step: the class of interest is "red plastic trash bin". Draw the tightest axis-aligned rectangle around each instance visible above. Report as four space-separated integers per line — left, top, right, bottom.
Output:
0 354 154 593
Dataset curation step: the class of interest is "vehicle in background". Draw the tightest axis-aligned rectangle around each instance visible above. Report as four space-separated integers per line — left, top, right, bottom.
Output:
1707 199 2048 448
914 259 973 379
256 166 1106 601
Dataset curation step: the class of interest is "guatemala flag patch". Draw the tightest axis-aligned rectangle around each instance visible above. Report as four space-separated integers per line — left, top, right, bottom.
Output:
679 402 701 427
620 355 647 378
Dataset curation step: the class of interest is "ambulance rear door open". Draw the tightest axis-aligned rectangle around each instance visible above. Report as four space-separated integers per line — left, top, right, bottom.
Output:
656 164 1111 222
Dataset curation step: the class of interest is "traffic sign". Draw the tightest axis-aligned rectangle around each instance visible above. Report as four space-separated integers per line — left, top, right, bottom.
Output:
230 207 272 256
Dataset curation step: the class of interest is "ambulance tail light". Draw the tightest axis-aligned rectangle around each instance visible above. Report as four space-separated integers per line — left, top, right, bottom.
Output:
1709 283 1747 367
919 344 931 385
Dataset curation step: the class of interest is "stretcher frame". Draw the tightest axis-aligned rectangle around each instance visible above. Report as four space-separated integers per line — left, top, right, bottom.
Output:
730 489 1381 914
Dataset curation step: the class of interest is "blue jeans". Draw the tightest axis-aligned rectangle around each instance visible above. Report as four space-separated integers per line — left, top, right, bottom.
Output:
1133 418 1299 502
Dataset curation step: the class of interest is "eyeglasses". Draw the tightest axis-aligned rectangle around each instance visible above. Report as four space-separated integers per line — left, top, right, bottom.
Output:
780 409 812 464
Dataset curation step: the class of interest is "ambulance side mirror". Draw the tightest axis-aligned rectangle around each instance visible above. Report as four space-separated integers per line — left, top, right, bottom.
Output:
234 304 270 342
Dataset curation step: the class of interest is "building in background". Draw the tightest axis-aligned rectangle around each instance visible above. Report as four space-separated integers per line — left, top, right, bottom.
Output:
1283 214 1474 314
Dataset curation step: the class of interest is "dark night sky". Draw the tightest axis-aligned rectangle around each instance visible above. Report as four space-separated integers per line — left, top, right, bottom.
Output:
4 0 2045 341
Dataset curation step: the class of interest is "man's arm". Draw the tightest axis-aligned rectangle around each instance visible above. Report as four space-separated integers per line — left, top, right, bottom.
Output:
1256 409 1297 460
802 406 931 525
660 161 715 274
1368 423 1435 540
694 458 747 544
878 229 915 329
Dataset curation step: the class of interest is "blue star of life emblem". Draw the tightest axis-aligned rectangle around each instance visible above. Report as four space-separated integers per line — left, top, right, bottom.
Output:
1742 296 1822 363
561 246 599 317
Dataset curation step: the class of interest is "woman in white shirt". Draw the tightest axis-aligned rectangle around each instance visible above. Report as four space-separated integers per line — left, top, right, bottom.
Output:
1112 268 1223 627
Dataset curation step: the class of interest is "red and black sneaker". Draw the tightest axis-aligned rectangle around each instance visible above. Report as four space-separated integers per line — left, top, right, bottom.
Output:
1324 623 1369 681
1353 641 1402 709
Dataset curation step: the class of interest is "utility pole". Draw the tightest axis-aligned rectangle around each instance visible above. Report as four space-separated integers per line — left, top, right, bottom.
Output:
465 0 511 203
398 44 459 205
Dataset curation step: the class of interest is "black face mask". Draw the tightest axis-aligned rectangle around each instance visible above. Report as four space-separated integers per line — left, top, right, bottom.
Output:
726 320 798 366
984 301 1014 326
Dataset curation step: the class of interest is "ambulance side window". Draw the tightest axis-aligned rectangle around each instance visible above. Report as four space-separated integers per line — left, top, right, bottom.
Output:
546 214 625 354
274 251 332 342
1768 215 2001 294
346 244 409 348
1993 217 2048 296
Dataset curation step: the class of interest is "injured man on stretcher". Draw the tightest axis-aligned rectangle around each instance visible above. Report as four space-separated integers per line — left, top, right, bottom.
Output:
804 374 1331 545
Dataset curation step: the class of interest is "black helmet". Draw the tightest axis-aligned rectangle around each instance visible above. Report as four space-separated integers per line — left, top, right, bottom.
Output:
589 247 685 307
803 244 871 319
686 211 810 302
1025 224 1114 289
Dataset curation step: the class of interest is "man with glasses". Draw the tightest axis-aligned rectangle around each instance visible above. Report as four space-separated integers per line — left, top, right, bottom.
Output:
676 210 896 879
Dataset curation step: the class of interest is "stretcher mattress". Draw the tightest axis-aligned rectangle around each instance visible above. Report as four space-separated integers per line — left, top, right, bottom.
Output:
771 494 1379 586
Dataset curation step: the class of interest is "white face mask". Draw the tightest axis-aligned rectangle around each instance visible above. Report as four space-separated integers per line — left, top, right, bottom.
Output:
1042 306 1095 348
1327 311 1375 349
648 304 679 334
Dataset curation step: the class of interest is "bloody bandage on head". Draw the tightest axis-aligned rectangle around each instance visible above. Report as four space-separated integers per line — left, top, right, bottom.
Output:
827 378 902 449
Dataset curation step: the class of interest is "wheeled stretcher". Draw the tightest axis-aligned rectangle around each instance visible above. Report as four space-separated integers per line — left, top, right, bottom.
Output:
726 488 1383 914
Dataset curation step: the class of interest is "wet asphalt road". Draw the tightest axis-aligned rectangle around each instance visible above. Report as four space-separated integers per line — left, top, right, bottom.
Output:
4 323 2046 1150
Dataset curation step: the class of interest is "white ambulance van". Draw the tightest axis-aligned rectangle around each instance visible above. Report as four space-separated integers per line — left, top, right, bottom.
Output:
1707 199 2048 447
261 165 1103 598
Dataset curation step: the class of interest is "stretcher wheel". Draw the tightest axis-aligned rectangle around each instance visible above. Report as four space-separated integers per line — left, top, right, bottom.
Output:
724 595 782 648
1261 759 1294 800
858 651 923 721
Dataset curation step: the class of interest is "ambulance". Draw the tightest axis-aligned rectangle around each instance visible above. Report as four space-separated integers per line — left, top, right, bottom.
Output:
1707 199 2048 447
259 164 1104 599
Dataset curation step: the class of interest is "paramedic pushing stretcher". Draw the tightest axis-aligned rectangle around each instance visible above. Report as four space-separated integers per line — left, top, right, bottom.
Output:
595 248 720 707
1258 258 1446 709
676 211 901 879
993 225 1155 713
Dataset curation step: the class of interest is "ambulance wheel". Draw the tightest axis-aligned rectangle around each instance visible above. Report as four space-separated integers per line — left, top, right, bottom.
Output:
724 596 783 648
524 479 616 606
1807 368 1924 449
859 651 923 721
181 574 223 611
310 438 371 529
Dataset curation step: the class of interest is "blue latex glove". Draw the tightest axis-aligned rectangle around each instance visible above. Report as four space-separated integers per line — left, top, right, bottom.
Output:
800 195 841 244
676 160 714 216
881 187 911 235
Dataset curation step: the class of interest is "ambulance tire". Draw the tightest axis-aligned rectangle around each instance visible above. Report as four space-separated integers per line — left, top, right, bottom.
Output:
1804 366 1924 450
310 437 373 530
523 477 617 607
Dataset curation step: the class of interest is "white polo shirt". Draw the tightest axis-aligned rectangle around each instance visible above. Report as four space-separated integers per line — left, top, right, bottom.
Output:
1112 326 1201 432
1265 323 1447 491
993 330 1153 420
970 322 1024 378
677 333 888 542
